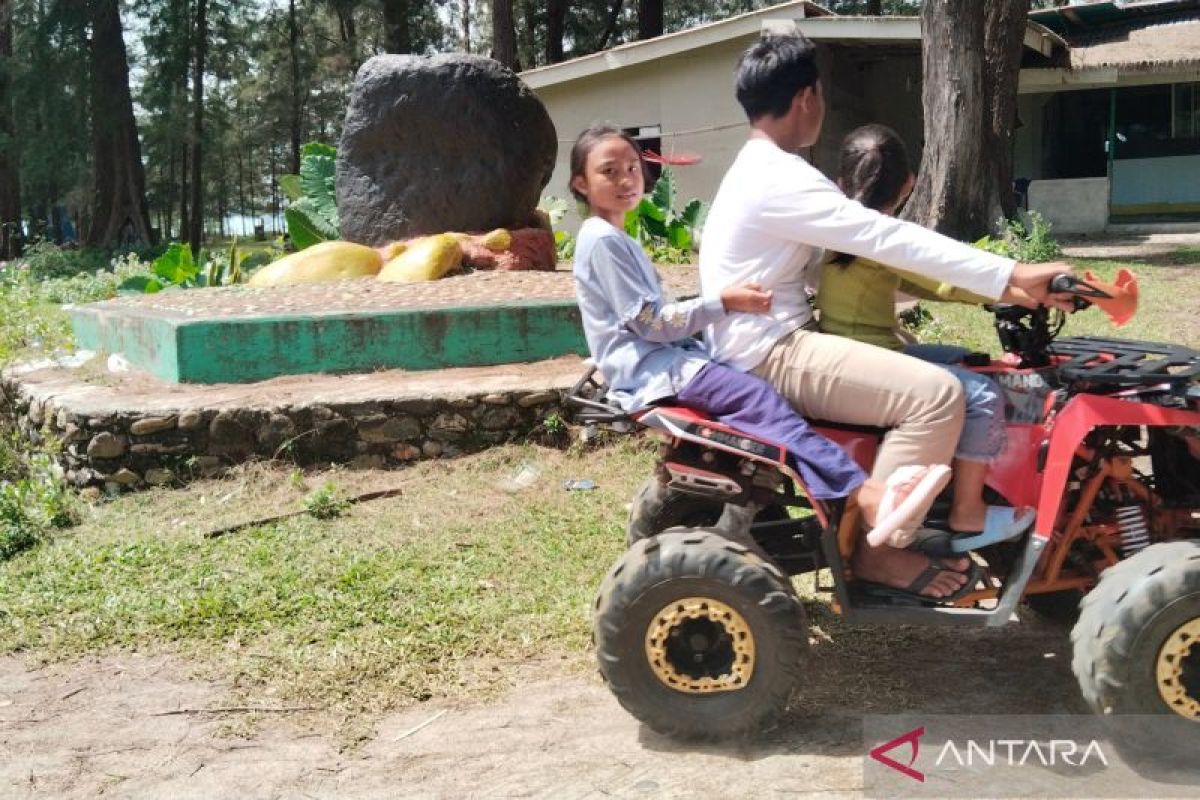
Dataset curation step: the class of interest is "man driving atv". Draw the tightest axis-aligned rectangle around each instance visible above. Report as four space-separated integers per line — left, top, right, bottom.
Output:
698 32 1075 602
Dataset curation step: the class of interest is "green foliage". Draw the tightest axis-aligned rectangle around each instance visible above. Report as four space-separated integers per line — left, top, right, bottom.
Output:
21 242 111 281
0 453 78 562
624 169 707 264
118 241 250 293
539 196 576 261
555 230 576 261
538 195 570 227
302 480 350 520
542 412 566 436
974 211 1063 263
0 250 156 363
0 267 75 362
282 142 340 250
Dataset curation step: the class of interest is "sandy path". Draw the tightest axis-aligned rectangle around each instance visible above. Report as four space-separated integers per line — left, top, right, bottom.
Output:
1 617 1084 799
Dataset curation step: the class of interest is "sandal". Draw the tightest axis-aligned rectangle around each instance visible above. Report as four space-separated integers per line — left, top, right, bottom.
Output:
865 464 953 548
856 557 983 606
911 506 1036 557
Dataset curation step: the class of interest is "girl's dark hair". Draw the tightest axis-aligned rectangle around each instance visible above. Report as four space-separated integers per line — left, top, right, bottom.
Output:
568 125 650 203
832 124 912 265
839 124 911 212
735 33 819 121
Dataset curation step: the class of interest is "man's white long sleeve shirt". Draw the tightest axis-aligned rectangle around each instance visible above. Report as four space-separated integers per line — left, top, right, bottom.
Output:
698 138 1015 371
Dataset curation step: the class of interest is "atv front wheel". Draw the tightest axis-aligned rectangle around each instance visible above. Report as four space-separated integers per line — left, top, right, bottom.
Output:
593 529 808 740
1071 540 1200 767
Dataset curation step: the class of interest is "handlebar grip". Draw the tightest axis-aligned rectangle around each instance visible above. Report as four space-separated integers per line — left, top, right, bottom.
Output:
1049 274 1077 293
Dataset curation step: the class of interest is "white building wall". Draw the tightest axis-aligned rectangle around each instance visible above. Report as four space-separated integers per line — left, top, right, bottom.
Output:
532 41 924 233
532 38 756 233
1028 177 1110 233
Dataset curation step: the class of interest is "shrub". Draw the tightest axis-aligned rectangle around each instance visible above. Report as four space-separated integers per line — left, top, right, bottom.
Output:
974 211 1062 263
0 454 78 561
22 241 110 281
624 168 706 265
302 480 350 520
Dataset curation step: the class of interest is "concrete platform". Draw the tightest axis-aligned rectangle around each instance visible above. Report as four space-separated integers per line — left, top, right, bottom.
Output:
69 267 700 385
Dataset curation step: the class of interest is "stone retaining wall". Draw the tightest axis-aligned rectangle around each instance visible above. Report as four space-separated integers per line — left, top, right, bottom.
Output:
1 374 568 493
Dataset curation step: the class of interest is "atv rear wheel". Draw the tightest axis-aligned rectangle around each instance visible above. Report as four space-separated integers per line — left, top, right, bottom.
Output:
626 478 788 547
593 529 808 740
1071 541 1200 767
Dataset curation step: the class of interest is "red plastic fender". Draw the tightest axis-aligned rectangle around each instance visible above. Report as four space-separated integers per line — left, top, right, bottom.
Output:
1035 393 1200 539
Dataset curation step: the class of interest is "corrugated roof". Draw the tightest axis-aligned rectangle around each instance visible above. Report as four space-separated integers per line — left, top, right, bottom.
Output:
1029 0 1200 36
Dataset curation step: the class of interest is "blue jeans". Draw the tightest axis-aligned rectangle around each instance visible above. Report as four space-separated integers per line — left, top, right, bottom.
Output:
903 344 1006 462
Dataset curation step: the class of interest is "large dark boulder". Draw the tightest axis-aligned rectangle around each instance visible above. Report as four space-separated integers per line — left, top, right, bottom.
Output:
336 54 558 247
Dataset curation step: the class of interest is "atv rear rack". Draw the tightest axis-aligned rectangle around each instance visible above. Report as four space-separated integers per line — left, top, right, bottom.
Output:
1050 335 1200 387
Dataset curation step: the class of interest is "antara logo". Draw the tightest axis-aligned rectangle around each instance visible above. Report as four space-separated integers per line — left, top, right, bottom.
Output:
870 726 1110 782
934 739 1109 768
869 726 925 782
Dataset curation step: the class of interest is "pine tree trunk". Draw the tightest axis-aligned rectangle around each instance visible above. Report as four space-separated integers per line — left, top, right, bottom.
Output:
546 0 565 63
984 0 1031 225
517 0 535 69
165 147 176 239
288 0 301 174
84 0 154 248
597 0 624 50
902 0 1030 240
381 0 411 53
179 140 190 241
188 0 207 252
0 0 21 258
461 0 471 51
637 0 662 40
492 0 517 68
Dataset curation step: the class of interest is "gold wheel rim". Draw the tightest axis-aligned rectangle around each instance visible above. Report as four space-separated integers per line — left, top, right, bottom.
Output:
644 596 755 694
1156 617 1200 720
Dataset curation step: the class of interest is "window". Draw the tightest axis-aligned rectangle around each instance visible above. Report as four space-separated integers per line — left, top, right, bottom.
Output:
624 125 662 184
1173 82 1200 139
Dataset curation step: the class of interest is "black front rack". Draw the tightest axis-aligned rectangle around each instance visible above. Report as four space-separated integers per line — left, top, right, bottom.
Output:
1050 335 1200 387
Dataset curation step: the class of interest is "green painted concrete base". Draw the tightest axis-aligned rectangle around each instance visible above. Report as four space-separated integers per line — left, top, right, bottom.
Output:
71 300 589 384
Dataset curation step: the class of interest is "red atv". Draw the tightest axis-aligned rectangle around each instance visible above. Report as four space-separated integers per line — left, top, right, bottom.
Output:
568 274 1200 749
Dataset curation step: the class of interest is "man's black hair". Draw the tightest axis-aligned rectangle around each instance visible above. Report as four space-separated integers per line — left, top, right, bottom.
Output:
735 33 819 120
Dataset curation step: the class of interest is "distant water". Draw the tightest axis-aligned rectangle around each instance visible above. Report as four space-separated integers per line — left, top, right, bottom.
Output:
220 213 287 238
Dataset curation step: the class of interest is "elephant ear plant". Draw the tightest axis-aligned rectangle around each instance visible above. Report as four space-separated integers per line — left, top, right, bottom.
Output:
118 240 255 293
624 168 707 265
280 142 340 250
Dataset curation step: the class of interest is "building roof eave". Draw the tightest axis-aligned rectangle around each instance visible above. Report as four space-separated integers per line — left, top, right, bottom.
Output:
524 11 1065 91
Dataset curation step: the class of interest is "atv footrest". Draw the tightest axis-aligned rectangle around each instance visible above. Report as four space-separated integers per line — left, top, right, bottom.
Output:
844 600 1015 627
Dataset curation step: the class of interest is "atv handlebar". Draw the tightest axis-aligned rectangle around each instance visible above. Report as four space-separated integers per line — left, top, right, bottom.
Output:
1049 273 1112 311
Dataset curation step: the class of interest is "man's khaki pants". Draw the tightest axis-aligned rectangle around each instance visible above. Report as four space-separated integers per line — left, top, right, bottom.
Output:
751 328 966 481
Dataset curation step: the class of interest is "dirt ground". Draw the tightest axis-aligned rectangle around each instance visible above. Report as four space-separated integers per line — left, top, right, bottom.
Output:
2 614 1085 799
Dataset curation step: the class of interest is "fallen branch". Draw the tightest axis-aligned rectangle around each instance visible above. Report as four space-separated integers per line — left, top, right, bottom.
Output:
202 485 405 539
392 709 447 741
151 705 320 716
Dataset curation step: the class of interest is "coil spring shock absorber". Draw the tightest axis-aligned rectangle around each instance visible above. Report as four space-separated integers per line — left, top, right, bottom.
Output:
1115 503 1151 554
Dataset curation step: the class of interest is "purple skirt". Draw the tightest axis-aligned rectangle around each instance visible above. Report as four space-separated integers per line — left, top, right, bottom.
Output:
674 362 866 500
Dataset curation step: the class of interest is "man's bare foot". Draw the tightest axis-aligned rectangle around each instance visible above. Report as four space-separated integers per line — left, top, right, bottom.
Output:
866 465 952 548
852 542 970 599
856 469 929 528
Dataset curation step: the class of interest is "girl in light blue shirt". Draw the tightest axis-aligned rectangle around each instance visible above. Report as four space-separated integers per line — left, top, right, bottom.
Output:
569 125 952 555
